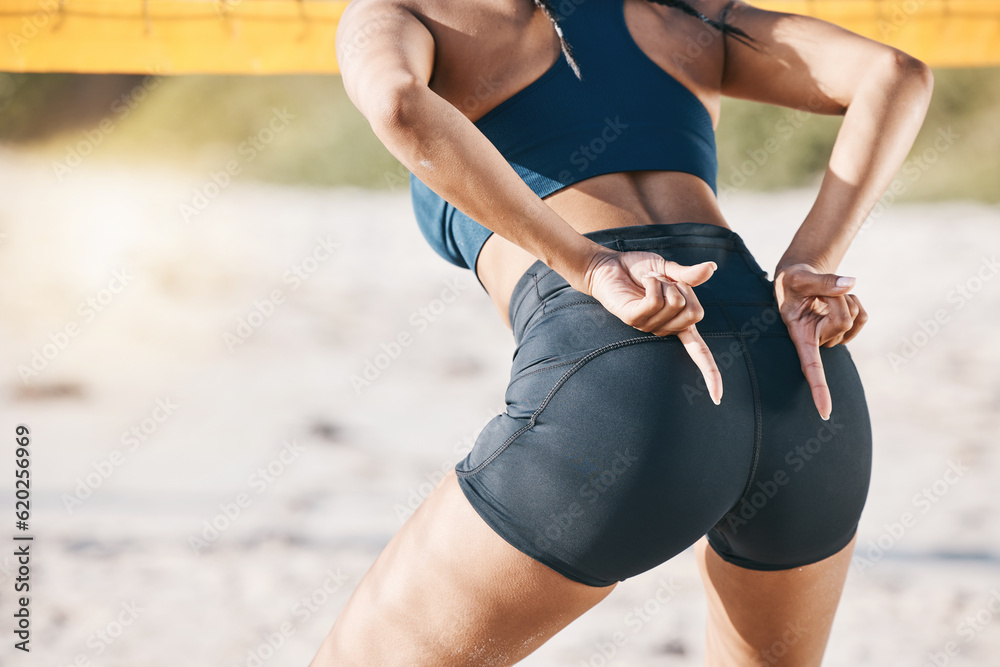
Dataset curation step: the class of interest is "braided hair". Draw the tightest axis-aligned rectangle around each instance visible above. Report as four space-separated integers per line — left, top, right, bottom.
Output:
532 0 756 80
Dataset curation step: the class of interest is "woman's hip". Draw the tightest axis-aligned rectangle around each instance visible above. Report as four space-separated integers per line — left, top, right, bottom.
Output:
453 222 873 583
455 321 872 584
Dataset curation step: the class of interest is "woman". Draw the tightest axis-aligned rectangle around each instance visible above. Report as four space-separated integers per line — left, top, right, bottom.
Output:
314 0 933 664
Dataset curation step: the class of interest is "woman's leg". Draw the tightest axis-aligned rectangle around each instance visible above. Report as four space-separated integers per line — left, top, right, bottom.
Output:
690 332 870 665
694 533 857 666
309 467 617 667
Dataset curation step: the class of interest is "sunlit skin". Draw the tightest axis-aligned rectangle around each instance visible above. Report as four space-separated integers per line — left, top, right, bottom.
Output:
312 0 934 664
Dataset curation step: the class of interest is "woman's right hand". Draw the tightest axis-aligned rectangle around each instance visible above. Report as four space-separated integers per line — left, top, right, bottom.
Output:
773 263 868 421
582 249 723 406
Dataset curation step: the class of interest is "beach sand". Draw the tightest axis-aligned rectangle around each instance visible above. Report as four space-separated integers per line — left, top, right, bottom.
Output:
0 148 998 665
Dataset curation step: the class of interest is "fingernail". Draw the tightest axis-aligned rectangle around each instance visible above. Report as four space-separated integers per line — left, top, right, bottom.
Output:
821 412 830 421
712 396 721 406
836 276 855 288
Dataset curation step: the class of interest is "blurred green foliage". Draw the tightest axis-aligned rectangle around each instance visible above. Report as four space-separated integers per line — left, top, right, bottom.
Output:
715 67 1000 201
1 67 997 201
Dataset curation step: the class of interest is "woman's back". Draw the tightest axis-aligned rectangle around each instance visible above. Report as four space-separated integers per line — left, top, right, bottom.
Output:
364 0 734 325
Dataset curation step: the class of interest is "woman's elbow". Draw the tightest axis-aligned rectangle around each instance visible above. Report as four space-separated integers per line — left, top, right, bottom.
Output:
886 48 935 100
360 75 428 135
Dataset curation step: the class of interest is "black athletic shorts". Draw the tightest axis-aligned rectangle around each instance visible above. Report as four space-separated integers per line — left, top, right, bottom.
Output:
455 222 872 587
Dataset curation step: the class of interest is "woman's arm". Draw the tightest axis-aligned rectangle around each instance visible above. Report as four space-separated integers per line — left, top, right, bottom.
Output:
719 1 934 274
716 0 934 417
336 2 608 293
336 1 724 402
721 0 934 419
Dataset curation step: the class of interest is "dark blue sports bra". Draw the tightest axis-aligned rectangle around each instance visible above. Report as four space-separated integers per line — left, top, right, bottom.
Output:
409 0 718 286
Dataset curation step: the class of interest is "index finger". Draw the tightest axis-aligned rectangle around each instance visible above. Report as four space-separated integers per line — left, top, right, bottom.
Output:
677 324 723 406
790 331 832 420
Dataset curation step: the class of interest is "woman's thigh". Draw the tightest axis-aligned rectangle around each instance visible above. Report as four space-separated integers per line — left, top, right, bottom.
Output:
309 467 618 666
695 532 859 667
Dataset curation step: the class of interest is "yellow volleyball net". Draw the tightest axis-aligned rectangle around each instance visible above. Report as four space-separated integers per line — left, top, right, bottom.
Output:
0 0 997 74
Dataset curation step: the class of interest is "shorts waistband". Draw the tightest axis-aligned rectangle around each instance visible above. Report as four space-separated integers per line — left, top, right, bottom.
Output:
581 221 747 251
508 223 769 326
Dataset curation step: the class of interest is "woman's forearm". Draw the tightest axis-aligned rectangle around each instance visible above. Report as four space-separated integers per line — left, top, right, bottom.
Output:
776 51 934 275
366 80 608 292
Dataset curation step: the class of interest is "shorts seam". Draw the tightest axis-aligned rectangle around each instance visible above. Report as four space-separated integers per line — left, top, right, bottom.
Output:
542 297 601 316
509 269 543 329
506 355 589 390
534 268 555 299
700 331 788 338
507 328 786 393
455 420 535 478
719 305 763 511
617 241 738 252
456 334 665 478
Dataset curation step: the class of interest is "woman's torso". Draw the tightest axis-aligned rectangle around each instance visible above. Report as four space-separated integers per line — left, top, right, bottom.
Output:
407 0 732 328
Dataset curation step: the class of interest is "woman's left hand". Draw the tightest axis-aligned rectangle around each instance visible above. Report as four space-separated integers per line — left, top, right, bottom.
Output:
584 249 723 405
